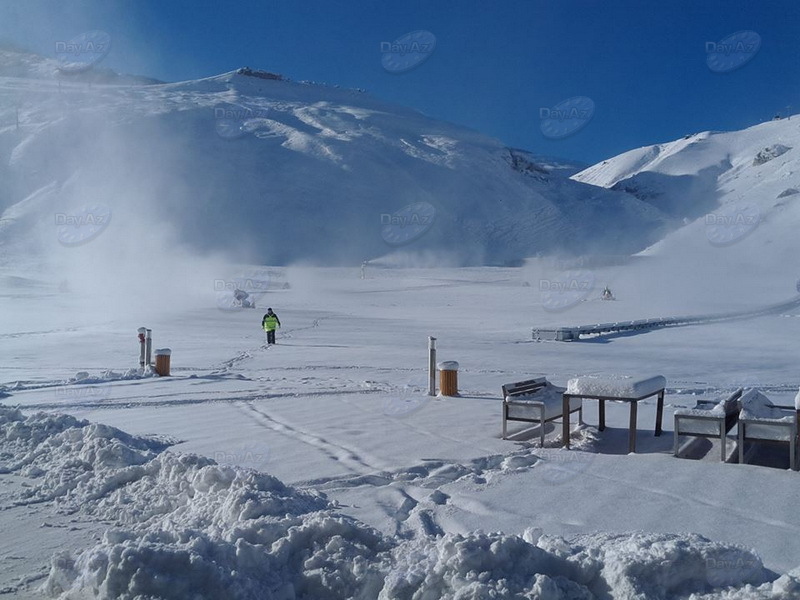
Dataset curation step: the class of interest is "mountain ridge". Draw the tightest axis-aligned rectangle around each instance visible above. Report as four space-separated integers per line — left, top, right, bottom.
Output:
0 49 672 266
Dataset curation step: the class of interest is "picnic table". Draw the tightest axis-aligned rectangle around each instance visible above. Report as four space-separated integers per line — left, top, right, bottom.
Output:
562 375 666 453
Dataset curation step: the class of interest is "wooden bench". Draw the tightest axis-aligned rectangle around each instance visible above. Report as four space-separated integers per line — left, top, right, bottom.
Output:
673 388 743 461
502 377 583 446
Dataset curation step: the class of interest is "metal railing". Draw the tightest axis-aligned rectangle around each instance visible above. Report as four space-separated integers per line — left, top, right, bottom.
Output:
533 295 800 341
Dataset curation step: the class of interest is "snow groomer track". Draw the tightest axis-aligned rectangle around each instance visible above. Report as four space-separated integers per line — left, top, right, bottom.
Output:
533 294 800 341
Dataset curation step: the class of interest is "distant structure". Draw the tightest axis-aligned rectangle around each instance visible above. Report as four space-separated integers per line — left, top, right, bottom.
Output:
533 294 800 342
236 67 283 81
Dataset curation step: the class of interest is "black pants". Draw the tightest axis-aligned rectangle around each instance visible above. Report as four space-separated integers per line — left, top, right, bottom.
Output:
266 329 276 344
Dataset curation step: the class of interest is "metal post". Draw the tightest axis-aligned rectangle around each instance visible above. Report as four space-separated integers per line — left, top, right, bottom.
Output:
145 329 152 367
138 327 147 369
428 336 437 396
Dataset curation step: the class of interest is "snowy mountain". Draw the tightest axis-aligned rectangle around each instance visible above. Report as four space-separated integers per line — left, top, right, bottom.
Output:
573 117 800 251
570 117 800 303
0 43 161 84
0 49 671 267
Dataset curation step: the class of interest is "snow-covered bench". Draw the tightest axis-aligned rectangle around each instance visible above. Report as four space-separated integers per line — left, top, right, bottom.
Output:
737 389 799 471
673 388 743 461
502 377 582 446
562 375 666 453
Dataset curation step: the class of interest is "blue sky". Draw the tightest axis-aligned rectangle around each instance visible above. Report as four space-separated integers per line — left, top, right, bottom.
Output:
2 0 800 164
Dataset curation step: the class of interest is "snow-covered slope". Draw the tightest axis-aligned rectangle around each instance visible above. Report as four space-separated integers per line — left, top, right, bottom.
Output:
570 118 800 305
0 44 161 84
573 118 800 229
0 50 670 267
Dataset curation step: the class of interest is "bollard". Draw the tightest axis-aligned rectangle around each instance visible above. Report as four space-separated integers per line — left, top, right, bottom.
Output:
428 336 437 396
437 361 459 396
145 329 152 367
155 348 171 376
137 327 147 368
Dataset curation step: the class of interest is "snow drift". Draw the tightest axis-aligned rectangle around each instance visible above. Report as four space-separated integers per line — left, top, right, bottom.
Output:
2 408 798 599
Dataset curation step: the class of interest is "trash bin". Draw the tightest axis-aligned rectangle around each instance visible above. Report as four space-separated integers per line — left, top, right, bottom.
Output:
155 348 171 376
437 361 459 396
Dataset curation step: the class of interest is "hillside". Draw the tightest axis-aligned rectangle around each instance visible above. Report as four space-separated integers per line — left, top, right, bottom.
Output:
571 117 800 304
0 50 670 268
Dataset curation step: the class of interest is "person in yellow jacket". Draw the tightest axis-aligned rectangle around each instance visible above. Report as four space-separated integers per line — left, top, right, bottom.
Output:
262 308 281 345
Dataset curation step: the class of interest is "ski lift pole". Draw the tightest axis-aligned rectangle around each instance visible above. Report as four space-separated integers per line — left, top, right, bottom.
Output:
428 336 437 396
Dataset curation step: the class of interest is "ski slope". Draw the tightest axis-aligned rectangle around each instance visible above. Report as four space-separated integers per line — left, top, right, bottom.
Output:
2 264 800 598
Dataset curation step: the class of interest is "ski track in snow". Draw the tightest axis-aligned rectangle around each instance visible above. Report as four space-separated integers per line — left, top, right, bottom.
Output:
214 319 323 372
291 445 553 493
241 401 386 475
0 327 81 339
12 385 386 412
350 397 492 449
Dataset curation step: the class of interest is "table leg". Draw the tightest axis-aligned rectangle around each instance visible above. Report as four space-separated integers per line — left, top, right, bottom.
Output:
562 394 571 448
598 399 605 431
629 401 638 453
655 390 664 436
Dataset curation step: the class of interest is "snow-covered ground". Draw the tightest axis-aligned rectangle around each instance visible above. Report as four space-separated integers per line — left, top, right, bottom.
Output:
2 262 800 599
2 42 800 600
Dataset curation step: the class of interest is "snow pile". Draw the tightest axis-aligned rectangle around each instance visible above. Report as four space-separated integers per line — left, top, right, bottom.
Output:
566 375 666 398
739 389 795 423
506 382 564 404
738 389 797 442
674 389 742 419
381 531 590 599
674 402 727 418
46 512 389 599
2 408 799 599
0 409 166 504
537 531 798 600
0 408 386 598
69 369 145 384
381 530 797 600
